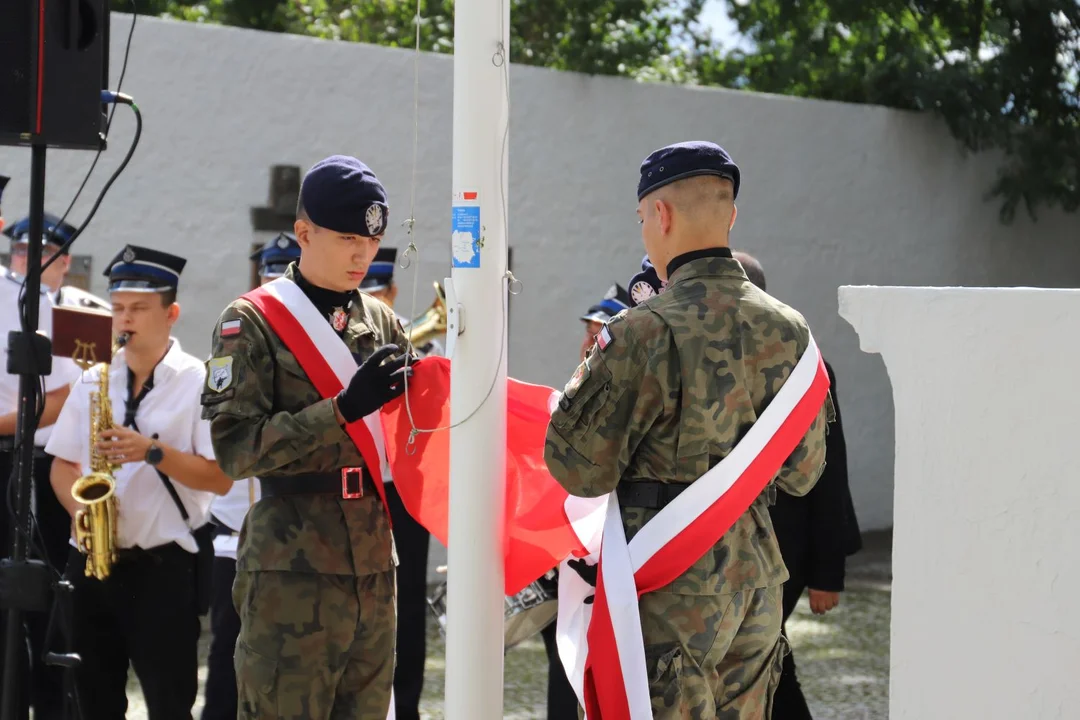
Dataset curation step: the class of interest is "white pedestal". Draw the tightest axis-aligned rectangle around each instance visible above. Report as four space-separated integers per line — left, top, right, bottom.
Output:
839 286 1080 720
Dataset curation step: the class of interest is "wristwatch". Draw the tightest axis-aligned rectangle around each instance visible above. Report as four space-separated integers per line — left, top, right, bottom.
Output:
145 441 164 466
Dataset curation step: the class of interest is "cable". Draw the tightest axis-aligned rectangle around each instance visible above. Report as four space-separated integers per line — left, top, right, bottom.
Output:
8 99 143 579
397 7 520 452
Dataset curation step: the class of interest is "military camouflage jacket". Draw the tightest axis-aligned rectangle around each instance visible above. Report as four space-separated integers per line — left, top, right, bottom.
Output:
545 253 834 594
200 264 409 576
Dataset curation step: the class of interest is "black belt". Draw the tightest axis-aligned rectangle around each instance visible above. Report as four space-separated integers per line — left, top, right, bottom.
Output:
617 480 690 510
259 468 376 500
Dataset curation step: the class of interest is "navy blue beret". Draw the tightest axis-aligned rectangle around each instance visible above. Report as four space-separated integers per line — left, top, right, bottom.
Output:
250 232 301 279
581 283 630 323
627 255 664 307
3 212 78 254
637 141 740 201
300 155 389 238
105 244 187 293
360 247 397 292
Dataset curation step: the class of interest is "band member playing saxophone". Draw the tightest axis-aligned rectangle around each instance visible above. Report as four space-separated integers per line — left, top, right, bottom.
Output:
47 245 230 720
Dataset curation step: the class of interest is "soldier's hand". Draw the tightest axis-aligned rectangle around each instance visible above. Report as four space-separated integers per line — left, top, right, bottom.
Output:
808 589 840 615
336 344 412 423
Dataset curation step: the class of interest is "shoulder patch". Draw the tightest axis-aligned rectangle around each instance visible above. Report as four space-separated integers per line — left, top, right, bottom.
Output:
207 357 234 392
220 319 242 337
596 325 613 351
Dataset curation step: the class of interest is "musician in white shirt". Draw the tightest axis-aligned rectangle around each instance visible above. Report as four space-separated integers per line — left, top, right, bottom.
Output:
0 182 83 720
46 244 231 720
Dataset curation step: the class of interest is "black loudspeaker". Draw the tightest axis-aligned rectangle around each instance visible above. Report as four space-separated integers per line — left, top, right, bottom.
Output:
0 0 110 150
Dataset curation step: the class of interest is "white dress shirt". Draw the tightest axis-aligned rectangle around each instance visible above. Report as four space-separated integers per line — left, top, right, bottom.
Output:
45 338 216 554
209 477 260 560
0 267 81 447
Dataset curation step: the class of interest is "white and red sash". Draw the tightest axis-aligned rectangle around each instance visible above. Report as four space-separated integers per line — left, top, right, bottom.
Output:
242 279 393 519
556 336 830 719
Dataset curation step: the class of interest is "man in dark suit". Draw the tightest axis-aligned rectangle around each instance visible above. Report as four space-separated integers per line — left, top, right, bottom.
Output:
732 250 863 719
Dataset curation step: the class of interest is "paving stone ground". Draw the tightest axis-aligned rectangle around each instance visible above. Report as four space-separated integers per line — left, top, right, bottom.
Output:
125 533 892 719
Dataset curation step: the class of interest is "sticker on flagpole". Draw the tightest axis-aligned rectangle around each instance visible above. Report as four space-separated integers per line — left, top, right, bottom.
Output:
451 190 481 269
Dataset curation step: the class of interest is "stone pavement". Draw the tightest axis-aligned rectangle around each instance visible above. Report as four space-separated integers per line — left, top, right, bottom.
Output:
125 532 892 719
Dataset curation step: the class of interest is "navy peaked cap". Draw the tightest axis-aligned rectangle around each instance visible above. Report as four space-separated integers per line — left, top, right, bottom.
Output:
637 141 740 201
300 155 389 238
3 212 78 254
251 232 301 279
360 247 397 291
105 244 187 293
580 283 630 324
627 255 664 307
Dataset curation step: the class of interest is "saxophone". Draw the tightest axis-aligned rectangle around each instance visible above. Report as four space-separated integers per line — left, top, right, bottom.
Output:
71 332 128 581
401 282 448 351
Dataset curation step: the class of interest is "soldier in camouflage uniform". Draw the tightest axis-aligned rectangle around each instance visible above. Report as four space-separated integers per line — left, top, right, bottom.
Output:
544 141 833 720
201 155 413 720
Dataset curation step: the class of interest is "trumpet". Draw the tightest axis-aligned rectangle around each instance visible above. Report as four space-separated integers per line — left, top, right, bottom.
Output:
402 282 448 352
71 332 128 581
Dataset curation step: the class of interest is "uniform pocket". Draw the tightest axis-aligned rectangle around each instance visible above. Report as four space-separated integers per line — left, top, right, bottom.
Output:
235 641 278 718
647 645 684 714
553 355 614 434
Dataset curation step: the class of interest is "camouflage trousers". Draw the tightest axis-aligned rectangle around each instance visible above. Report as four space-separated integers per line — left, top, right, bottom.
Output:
232 568 397 720
642 584 787 720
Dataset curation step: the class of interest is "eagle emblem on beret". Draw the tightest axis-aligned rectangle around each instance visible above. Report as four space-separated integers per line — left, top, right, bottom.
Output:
365 204 384 236
630 280 655 304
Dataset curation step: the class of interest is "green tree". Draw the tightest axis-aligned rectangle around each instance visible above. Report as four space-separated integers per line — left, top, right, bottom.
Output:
115 0 708 81
698 0 1080 223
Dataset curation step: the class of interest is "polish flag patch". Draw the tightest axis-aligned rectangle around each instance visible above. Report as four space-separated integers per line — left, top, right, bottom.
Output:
221 319 242 337
597 326 613 351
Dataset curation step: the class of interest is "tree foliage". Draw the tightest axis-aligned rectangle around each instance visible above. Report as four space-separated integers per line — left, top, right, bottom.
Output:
697 0 1080 223
114 0 1078 222
117 0 707 81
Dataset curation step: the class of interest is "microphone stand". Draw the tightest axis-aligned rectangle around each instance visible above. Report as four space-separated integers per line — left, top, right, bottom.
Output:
0 143 56 720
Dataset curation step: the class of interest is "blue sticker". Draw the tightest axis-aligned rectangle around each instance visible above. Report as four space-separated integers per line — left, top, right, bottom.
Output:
451 205 481 269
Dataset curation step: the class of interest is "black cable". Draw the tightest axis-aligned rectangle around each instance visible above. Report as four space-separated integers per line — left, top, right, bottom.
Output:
8 100 144 579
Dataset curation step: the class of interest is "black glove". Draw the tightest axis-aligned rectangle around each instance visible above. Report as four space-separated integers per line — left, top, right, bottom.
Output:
335 344 412 424
567 558 597 587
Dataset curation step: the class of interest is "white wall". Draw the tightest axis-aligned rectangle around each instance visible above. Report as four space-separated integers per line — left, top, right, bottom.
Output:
2 15 1079 533
840 286 1080 720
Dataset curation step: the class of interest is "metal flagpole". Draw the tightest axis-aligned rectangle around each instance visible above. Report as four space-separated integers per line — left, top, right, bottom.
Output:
445 0 510 714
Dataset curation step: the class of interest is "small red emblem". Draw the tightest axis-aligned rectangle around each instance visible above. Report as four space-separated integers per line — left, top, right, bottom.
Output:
332 307 348 332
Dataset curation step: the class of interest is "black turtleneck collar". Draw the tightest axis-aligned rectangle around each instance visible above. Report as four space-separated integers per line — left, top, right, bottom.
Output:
293 267 359 332
665 247 732 280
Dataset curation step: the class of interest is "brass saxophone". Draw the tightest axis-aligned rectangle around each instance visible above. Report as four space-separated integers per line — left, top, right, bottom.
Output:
71 332 128 581
401 282 448 351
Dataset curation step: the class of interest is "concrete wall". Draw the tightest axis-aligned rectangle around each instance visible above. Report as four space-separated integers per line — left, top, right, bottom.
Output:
840 286 1080 720
2 14 1079 535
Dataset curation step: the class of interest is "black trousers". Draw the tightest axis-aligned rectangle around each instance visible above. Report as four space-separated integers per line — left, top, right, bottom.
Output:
773 557 814 720
64 542 201 720
201 553 241 720
385 482 431 720
0 449 69 720
540 617 580 719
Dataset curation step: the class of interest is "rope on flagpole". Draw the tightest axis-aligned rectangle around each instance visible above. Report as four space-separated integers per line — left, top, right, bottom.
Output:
397 0 520 455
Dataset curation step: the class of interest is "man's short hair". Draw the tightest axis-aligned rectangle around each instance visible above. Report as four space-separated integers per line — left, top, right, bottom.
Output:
732 250 766 292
